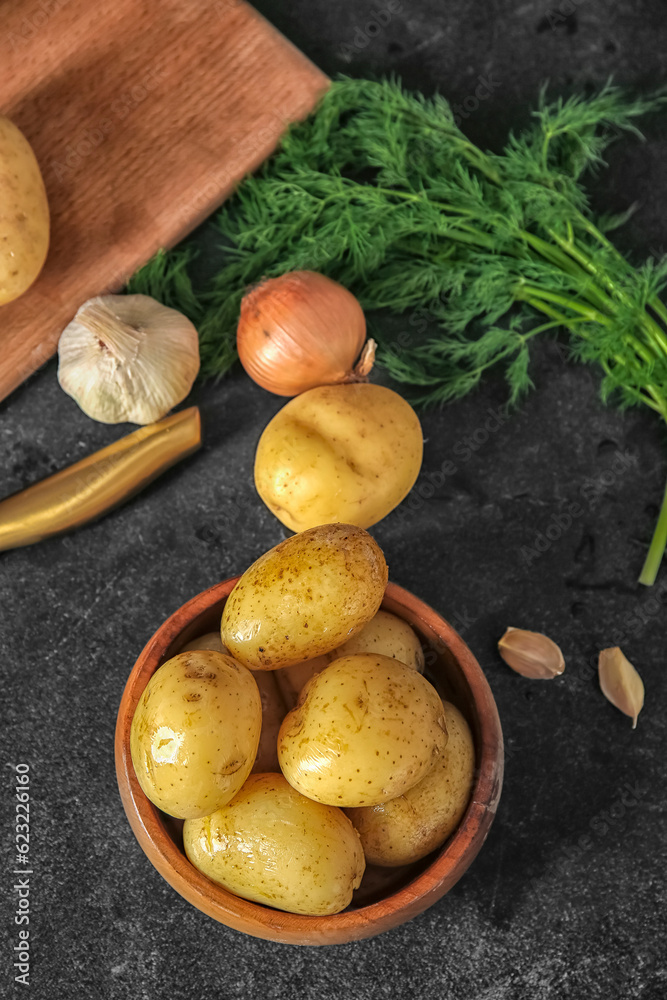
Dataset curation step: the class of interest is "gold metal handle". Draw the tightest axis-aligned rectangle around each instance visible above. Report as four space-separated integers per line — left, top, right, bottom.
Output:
0 407 202 551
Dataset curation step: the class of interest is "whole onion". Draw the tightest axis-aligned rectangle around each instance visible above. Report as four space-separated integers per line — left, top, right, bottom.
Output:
236 271 375 396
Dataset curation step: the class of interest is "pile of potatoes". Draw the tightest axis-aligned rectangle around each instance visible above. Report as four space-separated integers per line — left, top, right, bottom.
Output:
130 524 475 916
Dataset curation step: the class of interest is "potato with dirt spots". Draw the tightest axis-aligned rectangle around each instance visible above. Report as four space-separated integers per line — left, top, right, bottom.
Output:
275 610 425 709
274 653 331 710
254 383 423 532
278 653 448 807
221 523 388 671
130 650 262 819
247 670 287 772
181 631 286 770
0 118 49 305
183 773 365 915
180 631 229 654
333 609 425 672
346 701 475 866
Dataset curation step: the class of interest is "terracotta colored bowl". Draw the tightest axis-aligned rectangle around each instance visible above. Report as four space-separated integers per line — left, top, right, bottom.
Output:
115 578 503 945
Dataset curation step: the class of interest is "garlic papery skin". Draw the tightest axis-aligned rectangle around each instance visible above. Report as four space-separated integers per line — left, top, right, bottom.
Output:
497 627 565 679
57 294 200 424
237 270 373 397
598 647 644 729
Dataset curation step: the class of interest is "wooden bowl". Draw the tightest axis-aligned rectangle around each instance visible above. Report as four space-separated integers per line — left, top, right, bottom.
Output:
115 578 503 945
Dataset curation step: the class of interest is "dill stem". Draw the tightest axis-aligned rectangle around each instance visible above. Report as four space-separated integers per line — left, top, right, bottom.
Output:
367 189 667 377
520 279 660 370
599 360 667 416
649 296 667 331
372 186 500 250
519 229 619 315
373 185 474 219
398 108 503 184
578 216 667 336
516 284 611 324
548 227 667 362
521 294 665 413
520 294 580 329
516 231 664 374
465 322 561 380
639 474 667 585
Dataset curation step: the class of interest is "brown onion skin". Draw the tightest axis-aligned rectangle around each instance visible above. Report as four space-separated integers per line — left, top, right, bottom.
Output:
237 271 367 396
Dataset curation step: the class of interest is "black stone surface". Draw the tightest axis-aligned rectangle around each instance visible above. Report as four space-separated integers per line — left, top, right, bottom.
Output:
2 1 667 997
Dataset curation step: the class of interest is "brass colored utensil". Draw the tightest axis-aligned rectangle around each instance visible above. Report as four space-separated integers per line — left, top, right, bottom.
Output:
0 407 201 551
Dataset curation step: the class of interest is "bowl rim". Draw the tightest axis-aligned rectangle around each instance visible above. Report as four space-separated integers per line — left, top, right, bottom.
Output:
115 577 504 945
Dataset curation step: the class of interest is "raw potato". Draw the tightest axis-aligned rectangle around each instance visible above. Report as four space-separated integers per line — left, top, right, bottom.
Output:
183 773 365 915
130 651 262 819
221 523 388 670
180 631 229 654
275 611 424 709
250 671 287 772
181 631 287 771
278 653 448 807
254 383 423 532
0 117 49 305
334 610 424 672
346 702 475 866
274 654 330 710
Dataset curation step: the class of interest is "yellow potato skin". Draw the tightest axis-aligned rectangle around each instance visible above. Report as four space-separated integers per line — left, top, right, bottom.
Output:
221 523 388 670
278 653 448 807
180 631 229 654
0 117 49 305
183 773 365 916
180 631 286 772
334 610 425 672
254 383 423 532
275 611 424 708
274 654 331 710
346 702 475 866
248 671 287 772
130 651 262 819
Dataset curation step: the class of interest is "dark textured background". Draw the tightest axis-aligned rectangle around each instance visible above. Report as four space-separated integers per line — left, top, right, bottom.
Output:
2 1 667 997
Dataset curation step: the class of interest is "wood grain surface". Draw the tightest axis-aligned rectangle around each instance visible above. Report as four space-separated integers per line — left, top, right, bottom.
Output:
0 0 329 404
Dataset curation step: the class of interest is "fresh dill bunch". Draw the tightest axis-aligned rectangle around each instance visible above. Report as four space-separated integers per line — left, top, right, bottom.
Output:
127 247 203 323
129 76 667 584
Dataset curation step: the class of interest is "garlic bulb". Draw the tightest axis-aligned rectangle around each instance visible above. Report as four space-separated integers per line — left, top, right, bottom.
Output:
57 294 200 424
237 270 375 396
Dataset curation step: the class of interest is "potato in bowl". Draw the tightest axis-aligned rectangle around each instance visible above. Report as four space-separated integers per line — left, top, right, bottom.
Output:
115 526 503 944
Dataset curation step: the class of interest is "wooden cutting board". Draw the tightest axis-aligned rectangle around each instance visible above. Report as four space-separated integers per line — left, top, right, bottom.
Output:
0 0 329 404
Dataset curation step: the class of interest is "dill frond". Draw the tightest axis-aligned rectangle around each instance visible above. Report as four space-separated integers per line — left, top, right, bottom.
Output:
127 76 667 583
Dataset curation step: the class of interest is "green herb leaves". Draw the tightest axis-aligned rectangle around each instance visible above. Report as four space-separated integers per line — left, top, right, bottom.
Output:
128 76 667 583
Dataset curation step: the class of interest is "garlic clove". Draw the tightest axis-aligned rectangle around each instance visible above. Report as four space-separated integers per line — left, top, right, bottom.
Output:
598 646 644 729
497 627 565 679
57 294 200 425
